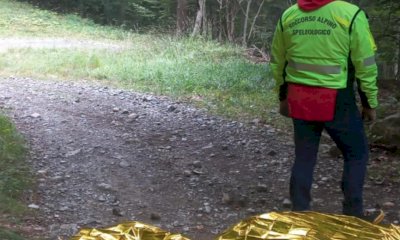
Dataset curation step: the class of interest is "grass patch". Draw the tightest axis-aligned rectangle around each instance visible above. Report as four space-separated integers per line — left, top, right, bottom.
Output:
0 0 130 39
0 114 32 239
0 227 25 240
0 115 31 214
0 37 279 123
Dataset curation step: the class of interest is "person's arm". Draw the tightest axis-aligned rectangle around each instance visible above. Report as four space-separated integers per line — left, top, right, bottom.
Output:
271 18 288 102
350 10 378 113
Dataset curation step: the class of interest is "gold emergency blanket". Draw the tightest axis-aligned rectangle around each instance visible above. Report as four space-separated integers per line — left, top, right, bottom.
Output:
71 212 400 240
70 221 190 240
218 212 400 240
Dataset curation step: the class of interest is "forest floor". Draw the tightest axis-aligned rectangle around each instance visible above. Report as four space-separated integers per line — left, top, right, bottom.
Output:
0 39 399 240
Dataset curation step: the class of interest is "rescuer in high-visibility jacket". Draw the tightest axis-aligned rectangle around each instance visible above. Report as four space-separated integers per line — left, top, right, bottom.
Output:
271 0 379 220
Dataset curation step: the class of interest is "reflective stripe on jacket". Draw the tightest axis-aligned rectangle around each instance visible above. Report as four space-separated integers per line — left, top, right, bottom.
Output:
271 0 378 108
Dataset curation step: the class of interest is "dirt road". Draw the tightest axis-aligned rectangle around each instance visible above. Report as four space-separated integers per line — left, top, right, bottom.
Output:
0 77 294 239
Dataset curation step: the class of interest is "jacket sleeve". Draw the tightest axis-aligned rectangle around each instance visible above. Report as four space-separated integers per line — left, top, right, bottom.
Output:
350 10 378 108
270 19 288 101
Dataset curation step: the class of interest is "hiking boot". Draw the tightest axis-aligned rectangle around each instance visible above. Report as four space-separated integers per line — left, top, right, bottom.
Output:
360 209 385 224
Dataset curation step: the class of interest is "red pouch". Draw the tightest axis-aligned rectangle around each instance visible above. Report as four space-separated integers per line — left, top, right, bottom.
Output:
287 83 338 121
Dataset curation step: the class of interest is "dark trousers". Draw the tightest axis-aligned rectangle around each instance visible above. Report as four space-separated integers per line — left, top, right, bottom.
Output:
290 88 369 217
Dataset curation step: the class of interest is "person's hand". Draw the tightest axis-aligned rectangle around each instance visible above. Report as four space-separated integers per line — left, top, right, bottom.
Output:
279 99 289 117
362 107 376 122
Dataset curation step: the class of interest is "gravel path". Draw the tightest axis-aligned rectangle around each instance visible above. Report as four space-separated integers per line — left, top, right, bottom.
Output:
0 38 398 240
0 77 296 239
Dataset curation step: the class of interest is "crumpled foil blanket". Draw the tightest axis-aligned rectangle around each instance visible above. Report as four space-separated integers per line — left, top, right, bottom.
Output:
70 221 189 240
71 211 400 240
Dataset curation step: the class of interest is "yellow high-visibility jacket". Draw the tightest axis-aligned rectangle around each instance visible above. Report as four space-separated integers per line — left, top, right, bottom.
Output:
271 0 378 108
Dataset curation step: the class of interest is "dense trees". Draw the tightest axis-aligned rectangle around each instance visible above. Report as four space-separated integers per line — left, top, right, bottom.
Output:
366 0 400 80
16 0 286 44
16 0 400 80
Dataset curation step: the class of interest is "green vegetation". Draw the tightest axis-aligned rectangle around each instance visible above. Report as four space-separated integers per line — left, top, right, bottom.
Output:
0 0 129 39
0 114 32 239
0 115 31 214
0 0 281 124
0 227 25 240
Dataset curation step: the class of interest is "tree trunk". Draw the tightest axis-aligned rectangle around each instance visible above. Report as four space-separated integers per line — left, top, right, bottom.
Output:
226 1 231 41
226 1 237 42
242 0 252 47
202 0 208 36
177 0 188 36
217 0 224 41
192 0 206 37
247 0 265 43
